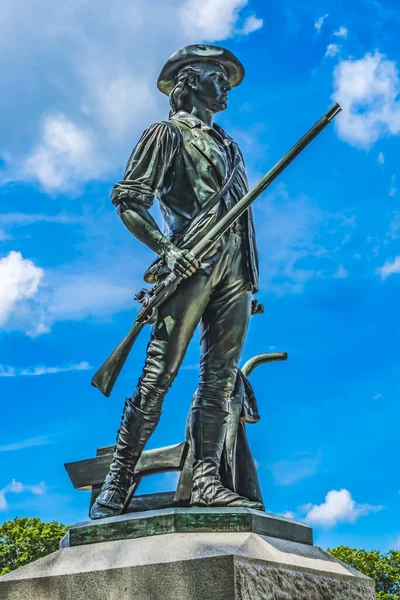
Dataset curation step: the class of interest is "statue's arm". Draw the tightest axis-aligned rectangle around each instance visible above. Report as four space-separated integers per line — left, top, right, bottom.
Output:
112 123 199 278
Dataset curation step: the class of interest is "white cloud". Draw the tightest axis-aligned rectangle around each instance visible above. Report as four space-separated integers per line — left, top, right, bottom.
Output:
315 14 329 33
8 480 24 494
387 211 400 240
377 255 400 279
325 43 340 58
182 363 201 371
0 0 169 192
22 361 91 376
179 0 261 40
80 72 156 143
334 26 348 38
281 510 296 520
389 174 397 196
0 256 137 336
0 213 82 244
257 187 325 295
332 51 400 148
0 479 47 511
333 264 348 279
0 365 16 378
374 393 383 400
0 0 263 193
0 361 91 378
240 15 264 35
304 489 384 528
46 274 133 323
22 113 101 193
378 151 385 164
29 482 46 496
0 251 44 326
256 184 355 295
269 453 322 486
0 435 54 452
0 212 83 227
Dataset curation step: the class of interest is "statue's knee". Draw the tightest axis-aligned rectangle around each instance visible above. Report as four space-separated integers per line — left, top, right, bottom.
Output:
200 361 238 389
139 370 174 396
157 371 173 388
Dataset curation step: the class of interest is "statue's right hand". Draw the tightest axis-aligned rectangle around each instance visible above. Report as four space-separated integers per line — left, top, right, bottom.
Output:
161 244 200 279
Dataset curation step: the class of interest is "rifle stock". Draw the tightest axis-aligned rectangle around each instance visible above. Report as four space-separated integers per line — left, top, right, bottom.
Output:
91 103 342 397
91 320 145 397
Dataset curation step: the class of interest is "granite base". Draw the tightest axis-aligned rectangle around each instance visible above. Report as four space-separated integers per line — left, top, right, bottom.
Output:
0 509 375 600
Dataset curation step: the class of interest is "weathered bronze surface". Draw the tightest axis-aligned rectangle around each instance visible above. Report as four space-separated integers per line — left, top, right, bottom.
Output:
86 43 341 521
65 442 188 491
66 353 287 513
60 507 313 548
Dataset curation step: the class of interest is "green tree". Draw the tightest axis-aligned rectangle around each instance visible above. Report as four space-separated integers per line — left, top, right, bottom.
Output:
327 546 400 600
0 517 69 576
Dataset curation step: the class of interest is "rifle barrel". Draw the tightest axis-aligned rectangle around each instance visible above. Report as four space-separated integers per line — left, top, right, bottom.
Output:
91 103 342 397
193 103 341 258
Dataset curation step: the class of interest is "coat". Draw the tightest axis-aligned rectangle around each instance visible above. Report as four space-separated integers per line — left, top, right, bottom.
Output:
111 111 259 292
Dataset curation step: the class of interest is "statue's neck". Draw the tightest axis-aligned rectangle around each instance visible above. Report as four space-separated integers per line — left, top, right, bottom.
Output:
189 105 214 127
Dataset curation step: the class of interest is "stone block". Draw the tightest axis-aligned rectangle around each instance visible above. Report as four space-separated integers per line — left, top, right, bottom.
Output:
0 526 375 599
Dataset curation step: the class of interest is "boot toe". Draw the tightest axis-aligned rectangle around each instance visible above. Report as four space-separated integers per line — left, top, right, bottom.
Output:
90 502 121 520
89 489 125 520
247 501 265 511
191 478 265 511
225 497 265 511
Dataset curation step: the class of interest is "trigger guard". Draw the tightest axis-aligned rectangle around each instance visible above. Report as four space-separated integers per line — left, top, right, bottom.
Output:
144 307 158 324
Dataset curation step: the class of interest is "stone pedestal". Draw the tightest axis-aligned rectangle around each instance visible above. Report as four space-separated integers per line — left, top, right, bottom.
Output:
0 508 375 600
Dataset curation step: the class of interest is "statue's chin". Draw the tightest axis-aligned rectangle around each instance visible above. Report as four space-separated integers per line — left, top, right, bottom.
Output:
213 101 228 113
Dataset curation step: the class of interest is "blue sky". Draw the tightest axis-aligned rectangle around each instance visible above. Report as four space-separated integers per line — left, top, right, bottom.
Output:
0 0 399 552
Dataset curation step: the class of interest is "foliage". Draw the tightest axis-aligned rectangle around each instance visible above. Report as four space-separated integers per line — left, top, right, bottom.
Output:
0 517 69 576
327 545 400 600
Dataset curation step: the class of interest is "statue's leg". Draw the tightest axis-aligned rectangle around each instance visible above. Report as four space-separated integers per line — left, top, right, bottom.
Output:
90 271 213 520
190 233 264 510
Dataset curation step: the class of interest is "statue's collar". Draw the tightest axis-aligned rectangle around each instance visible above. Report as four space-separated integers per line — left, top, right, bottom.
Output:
171 110 211 130
171 111 232 145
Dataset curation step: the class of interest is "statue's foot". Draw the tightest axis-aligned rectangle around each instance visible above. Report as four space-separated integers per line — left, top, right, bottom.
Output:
89 472 132 520
90 501 122 520
191 481 264 511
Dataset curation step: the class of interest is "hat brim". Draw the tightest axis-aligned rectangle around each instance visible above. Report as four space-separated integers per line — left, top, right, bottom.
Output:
157 44 245 96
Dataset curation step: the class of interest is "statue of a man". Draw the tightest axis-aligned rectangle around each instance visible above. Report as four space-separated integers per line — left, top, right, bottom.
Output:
90 44 263 519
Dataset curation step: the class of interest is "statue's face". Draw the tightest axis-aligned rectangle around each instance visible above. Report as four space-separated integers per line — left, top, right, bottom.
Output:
192 63 231 113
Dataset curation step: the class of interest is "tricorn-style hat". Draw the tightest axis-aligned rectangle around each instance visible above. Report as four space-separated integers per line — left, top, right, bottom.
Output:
157 44 245 96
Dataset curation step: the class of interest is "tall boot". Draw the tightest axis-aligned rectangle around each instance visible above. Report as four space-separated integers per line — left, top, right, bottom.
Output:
90 395 160 520
190 398 264 510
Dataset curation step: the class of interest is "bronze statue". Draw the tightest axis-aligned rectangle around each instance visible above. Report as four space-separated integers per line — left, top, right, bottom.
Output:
90 44 341 520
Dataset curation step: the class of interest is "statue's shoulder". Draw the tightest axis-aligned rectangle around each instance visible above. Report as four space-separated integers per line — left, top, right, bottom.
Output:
143 119 181 136
137 120 183 149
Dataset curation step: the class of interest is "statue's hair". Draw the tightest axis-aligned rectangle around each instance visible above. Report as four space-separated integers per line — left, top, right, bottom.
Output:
169 64 206 117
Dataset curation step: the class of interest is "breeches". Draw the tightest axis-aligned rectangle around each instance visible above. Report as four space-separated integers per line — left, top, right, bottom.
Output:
132 232 252 414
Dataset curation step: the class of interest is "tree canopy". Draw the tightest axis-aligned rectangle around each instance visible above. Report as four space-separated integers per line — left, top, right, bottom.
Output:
0 517 69 576
327 545 400 600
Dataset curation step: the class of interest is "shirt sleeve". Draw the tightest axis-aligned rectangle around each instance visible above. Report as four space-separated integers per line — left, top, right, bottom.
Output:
111 121 181 209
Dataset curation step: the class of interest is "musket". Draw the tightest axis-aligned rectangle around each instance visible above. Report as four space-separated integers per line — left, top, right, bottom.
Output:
91 102 342 397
